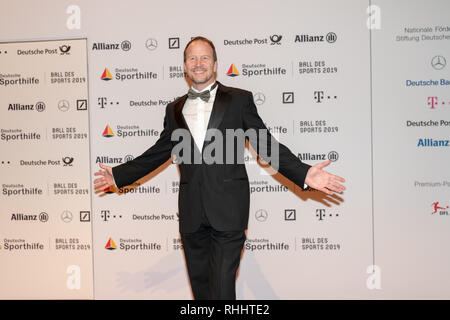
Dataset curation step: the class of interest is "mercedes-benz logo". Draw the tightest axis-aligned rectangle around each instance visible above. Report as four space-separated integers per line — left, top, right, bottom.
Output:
61 210 73 223
58 100 70 112
145 38 158 51
431 55 446 70
253 92 266 105
255 209 268 222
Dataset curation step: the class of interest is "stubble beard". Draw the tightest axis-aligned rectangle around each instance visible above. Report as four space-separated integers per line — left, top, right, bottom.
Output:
188 68 215 87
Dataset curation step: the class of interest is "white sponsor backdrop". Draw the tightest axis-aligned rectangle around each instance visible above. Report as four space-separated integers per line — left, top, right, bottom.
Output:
0 38 93 299
0 0 449 299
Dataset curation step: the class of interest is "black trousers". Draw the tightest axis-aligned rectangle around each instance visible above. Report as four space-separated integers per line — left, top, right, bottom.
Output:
180 207 246 300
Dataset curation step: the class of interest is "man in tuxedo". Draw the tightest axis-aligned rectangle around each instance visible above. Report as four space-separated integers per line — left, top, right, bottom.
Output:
94 36 345 300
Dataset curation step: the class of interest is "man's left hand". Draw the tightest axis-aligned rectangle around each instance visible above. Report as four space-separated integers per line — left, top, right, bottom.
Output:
304 160 346 195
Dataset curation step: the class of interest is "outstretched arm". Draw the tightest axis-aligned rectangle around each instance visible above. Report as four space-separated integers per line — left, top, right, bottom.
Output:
243 92 346 195
242 92 311 189
93 106 173 191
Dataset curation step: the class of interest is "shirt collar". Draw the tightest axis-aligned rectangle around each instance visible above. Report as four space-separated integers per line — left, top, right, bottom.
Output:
191 81 217 94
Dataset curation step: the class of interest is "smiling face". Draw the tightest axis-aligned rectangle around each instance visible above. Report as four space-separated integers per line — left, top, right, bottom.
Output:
184 40 218 91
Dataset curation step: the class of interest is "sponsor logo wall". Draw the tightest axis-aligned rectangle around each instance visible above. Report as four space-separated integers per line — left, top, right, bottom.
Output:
0 38 92 299
0 0 449 299
370 0 450 298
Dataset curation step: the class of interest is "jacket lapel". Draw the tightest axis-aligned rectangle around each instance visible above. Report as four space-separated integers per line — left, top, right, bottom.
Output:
202 82 231 152
174 94 188 130
173 95 202 159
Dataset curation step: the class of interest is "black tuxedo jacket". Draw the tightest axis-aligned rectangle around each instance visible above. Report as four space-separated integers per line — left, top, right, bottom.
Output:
112 81 311 233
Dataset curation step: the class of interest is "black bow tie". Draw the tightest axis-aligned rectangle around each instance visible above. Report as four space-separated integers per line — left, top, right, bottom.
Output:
187 82 218 102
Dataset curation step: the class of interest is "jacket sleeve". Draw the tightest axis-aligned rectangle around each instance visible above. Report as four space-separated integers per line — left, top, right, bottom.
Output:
242 91 311 189
111 106 173 189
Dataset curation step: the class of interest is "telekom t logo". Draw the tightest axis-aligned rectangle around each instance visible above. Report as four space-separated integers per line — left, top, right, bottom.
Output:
427 97 438 109
427 97 450 109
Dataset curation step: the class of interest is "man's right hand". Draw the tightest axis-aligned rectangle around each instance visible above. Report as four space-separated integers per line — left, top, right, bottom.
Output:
93 163 115 192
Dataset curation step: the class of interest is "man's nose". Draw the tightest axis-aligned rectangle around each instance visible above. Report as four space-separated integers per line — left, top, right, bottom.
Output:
193 58 203 67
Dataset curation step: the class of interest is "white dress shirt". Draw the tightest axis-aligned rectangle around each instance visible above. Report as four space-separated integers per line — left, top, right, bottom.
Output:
182 82 218 151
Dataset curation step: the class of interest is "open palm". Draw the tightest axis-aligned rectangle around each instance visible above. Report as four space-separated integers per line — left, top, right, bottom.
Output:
304 160 345 195
93 163 115 192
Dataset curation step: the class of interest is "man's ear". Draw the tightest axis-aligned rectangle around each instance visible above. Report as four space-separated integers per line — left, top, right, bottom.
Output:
214 61 218 73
